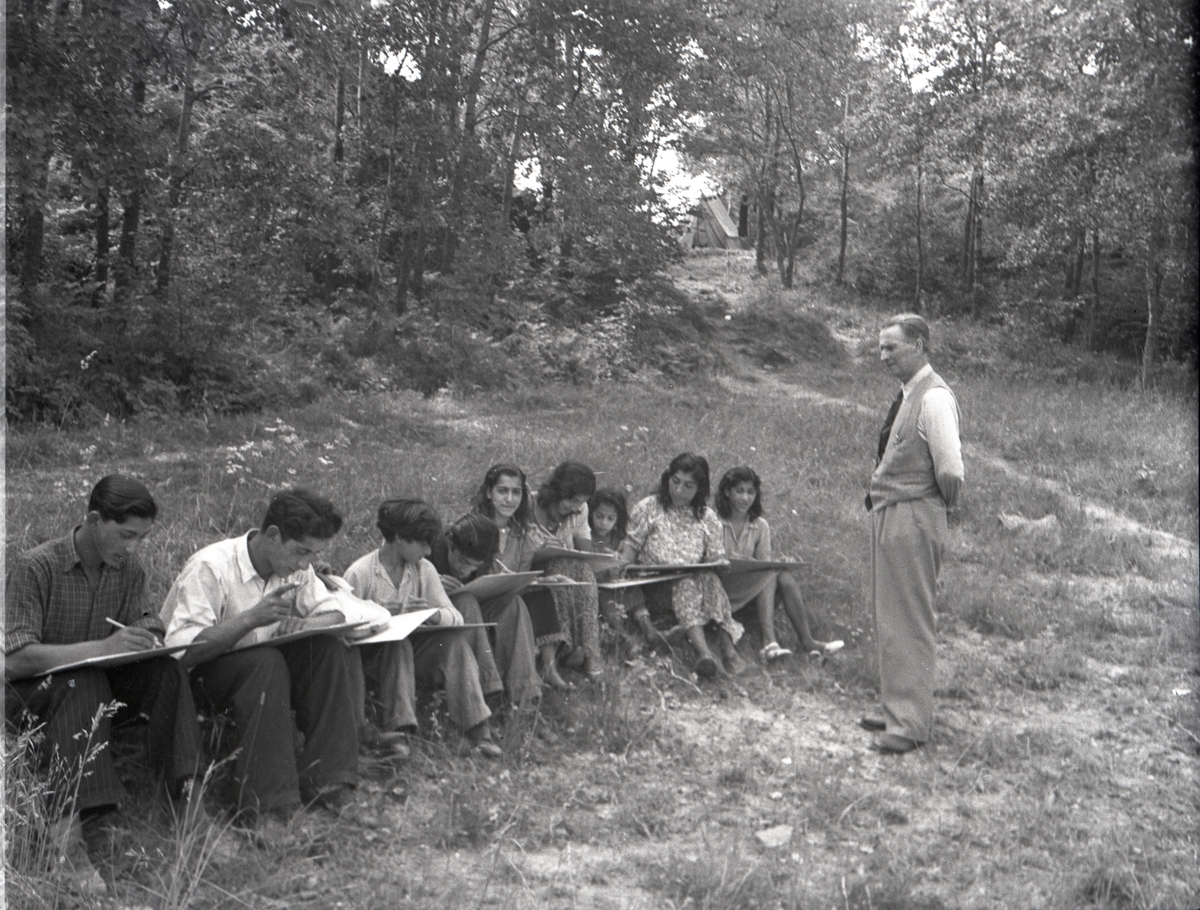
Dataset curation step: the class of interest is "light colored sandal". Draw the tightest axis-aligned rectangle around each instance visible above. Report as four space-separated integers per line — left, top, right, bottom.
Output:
760 641 793 661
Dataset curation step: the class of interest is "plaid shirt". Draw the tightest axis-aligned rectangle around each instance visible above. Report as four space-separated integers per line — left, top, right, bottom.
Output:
4 530 162 655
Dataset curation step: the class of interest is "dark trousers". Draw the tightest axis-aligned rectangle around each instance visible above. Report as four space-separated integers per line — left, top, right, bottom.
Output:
6 656 204 814
190 636 359 817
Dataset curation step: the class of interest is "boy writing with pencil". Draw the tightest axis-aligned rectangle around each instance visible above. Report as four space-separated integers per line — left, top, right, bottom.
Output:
343 499 502 759
5 475 209 895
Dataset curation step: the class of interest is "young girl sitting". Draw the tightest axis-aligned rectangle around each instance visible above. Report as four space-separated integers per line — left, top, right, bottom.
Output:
589 488 668 655
715 466 843 661
471 463 570 691
621 453 746 679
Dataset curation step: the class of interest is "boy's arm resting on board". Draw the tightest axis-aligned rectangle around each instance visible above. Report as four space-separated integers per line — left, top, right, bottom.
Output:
4 559 160 679
167 562 301 669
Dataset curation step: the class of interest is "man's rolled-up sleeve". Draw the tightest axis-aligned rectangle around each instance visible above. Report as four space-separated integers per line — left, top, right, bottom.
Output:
5 560 48 654
919 387 964 508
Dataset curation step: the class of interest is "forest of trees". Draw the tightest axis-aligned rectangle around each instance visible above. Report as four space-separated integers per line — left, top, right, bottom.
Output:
6 0 1197 423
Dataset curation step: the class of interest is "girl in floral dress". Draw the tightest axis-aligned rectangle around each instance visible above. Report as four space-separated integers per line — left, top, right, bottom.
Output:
621 453 746 678
528 462 603 680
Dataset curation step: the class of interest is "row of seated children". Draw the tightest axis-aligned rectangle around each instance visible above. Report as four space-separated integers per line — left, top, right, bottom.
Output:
4 461 839 891
586 455 842 677
4 478 528 891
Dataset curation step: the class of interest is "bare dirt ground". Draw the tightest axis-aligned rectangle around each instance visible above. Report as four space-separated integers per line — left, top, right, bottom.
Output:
276 252 1197 910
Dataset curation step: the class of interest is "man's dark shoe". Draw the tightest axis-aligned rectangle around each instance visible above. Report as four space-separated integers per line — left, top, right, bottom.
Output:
306 785 362 819
859 716 886 732
872 732 920 754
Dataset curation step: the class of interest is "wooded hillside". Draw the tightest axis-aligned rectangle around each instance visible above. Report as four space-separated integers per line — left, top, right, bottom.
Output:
6 0 1196 424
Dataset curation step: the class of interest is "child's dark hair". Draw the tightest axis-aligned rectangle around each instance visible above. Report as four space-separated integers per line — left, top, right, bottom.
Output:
588 488 629 544
716 466 764 521
657 452 710 521
472 463 533 529
536 461 597 511
376 498 442 546
262 489 342 541
445 513 500 563
88 475 158 523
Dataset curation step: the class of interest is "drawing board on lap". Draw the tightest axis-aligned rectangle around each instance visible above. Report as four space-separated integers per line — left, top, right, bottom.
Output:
348 609 440 645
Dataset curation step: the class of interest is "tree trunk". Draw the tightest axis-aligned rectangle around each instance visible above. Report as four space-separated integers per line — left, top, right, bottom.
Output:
755 195 769 275
411 224 426 300
971 169 983 316
334 71 345 163
1082 229 1100 350
1141 247 1164 385
356 40 367 162
114 191 140 305
499 95 526 240
1065 227 1085 298
92 180 110 307
113 74 145 307
155 49 195 302
13 132 51 292
963 166 984 314
836 93 850 286
442 0 495 272
914 161 924 312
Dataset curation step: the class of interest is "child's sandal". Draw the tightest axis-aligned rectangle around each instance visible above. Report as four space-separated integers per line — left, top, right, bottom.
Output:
760 641 793 662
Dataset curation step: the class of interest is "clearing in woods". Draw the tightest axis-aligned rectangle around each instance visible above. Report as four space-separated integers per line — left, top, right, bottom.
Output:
4 251 1197 910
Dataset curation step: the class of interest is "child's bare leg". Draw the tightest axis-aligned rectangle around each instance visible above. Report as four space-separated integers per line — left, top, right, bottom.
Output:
685 625 719 678
539 643 571 690
777 571 826 652
755 583 779 645
715 626 749 675
631 606 671 655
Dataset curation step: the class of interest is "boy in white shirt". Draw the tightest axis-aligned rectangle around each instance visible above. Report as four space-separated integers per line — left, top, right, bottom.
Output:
162 489 361 827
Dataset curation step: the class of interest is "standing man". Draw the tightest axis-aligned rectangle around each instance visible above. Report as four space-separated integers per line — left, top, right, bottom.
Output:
861 314 963 754
5 475 207 895
161 488 362 830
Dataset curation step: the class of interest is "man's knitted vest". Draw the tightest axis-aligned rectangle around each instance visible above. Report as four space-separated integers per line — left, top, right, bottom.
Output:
868 369 957 510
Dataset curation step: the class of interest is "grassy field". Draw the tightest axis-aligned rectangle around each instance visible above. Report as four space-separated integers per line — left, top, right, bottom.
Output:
5 252 1198 909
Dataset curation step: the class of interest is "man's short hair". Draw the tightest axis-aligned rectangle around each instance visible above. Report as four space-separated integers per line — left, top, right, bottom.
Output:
445 513 500 563
884 313 931 350
89 475 158 523
376 498 442 545
261 489 343 542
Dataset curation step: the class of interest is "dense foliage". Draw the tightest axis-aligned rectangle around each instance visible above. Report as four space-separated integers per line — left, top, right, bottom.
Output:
6 0 1196 423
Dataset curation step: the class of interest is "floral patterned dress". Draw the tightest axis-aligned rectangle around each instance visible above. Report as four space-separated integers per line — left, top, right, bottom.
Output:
529 503 601 661
626 496 743 642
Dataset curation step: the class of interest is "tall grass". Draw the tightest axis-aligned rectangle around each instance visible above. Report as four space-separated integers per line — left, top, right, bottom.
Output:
4 699 117 910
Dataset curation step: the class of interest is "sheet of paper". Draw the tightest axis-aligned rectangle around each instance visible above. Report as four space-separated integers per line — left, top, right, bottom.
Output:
625 562 725 574
410 623 497 633
596 573 688 590
450 572 542 602
724 557 804 573
35 643 197 678
231 621 368 652
348 609 440 645
531 546 623 572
